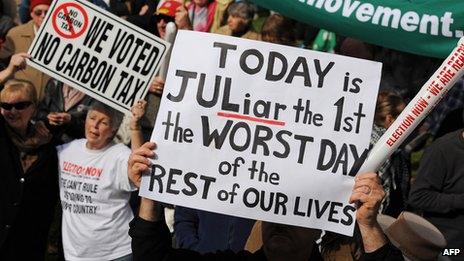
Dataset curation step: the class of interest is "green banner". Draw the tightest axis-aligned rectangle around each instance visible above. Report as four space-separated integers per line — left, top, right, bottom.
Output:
251 0 464 58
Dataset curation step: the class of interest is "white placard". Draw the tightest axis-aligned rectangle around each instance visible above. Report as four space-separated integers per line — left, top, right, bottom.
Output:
140 30 381 236
27 0 169 114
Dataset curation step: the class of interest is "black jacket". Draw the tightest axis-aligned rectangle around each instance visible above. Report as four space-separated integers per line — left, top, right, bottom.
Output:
129 217 403 261
0 116 59 261
409 129 464 252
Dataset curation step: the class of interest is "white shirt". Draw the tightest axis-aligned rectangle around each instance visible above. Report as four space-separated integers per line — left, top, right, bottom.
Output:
57 139 136 261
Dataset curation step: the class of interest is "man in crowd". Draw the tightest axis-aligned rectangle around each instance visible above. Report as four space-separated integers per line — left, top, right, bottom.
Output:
127 142 403 261
0 0 51 100
409 129 464 261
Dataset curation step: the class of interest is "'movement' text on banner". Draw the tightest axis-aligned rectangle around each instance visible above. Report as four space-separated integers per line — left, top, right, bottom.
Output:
27 0 169 114
140 30 381 236
250 0 464 59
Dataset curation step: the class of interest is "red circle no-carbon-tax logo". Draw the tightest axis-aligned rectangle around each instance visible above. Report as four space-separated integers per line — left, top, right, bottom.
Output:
52 2 88 39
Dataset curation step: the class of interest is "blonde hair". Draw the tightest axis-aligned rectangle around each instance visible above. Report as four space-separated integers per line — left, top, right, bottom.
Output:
0 79 37 104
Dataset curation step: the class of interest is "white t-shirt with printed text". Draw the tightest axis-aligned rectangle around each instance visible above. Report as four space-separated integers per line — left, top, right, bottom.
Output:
57 139 136 261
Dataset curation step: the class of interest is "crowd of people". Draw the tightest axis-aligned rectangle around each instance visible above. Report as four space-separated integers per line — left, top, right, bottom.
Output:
0 0 463 260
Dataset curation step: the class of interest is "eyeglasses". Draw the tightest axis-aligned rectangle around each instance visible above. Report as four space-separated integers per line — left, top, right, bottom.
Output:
0 101 33 110
33 9 48 16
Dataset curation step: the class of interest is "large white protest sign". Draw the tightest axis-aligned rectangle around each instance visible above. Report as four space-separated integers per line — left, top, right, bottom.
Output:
27 0 169 113
140 30 381 236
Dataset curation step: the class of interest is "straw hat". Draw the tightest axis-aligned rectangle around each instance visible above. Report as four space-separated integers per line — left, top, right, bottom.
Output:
377 212 447 261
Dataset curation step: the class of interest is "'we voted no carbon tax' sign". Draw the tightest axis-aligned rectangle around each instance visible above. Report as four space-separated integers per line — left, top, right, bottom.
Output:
27 0 169 113
140 31 382 236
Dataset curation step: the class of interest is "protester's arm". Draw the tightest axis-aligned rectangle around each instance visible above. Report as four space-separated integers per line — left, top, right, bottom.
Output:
47 112 72 127
128 143 215 261
130 100 147 150
127 142 168 260
409 146 464 212
350 173 404 259
0 53 28 84
127 142 155 188
127 142 158 217
350 173 388 252
149 76 165 96
129 199 173 261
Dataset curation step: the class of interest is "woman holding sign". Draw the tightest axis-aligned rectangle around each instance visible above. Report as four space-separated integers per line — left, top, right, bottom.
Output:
57 100 146 261
127 143 404 261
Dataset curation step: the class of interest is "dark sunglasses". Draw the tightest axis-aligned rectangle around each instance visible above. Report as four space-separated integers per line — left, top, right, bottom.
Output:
158 14 174 23
0 101 33 110
33 9 48 16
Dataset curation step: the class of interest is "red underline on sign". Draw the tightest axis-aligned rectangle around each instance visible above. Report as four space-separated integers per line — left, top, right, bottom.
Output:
217 112 286 126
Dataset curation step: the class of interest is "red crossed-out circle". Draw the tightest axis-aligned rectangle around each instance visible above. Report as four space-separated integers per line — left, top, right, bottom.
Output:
52 2 88 39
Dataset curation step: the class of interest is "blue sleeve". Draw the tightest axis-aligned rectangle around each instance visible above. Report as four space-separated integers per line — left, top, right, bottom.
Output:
174 206 200 250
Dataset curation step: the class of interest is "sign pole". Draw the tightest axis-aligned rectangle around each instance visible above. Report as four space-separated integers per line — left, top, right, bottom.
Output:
359 38 464 174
